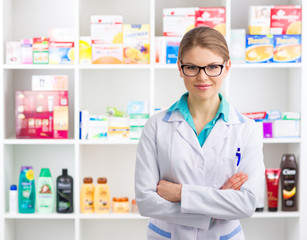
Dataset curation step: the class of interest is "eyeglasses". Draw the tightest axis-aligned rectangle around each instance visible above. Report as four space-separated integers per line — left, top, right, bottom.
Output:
180 61 226 77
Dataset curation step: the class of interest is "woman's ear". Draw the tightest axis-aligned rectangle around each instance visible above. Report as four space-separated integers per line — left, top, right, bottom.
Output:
225 59 231 74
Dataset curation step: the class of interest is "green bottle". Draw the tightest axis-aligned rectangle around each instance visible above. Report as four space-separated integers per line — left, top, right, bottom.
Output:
36 168 55 214
18 166 35 213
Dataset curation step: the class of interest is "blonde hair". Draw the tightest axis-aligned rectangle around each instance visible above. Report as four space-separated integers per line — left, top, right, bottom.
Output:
178 27 230 61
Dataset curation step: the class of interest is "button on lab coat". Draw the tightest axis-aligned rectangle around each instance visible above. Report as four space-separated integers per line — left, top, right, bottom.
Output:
135 105 265 240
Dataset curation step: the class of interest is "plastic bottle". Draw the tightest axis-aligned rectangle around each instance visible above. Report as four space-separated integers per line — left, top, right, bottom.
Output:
94 177 110 213
281 154 298 211
36 168 55 213
56 169 74 213
80 177 95 213
9 185 18 214
18 166 35 213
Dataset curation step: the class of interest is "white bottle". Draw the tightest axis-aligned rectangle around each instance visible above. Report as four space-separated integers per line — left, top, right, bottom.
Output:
9 185 18 214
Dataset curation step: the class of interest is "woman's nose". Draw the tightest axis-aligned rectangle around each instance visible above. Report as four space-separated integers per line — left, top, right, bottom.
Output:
197 68 210 80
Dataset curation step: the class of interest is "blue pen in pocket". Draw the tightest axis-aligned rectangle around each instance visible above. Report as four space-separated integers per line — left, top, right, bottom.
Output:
236 148 241 166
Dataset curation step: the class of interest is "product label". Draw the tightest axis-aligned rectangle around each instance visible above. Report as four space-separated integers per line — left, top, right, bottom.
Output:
97 191 109 210
282 168 297 207
271 6 301 34
273 35 301 63
57 182 72 211
84 188 94 210
245 35 274 63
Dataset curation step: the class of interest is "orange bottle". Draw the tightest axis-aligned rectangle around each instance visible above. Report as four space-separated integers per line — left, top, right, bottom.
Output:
94 177 110 213
80 177 94 213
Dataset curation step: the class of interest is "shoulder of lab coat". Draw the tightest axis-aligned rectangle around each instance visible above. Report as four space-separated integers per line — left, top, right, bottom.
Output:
135 109 211 229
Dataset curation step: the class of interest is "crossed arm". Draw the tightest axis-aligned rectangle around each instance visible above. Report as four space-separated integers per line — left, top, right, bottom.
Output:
157 172 249 202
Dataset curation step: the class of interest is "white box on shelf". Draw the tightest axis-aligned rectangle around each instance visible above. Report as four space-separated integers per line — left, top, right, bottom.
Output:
273 120 300 138
230 29 246 63
6 41 21 64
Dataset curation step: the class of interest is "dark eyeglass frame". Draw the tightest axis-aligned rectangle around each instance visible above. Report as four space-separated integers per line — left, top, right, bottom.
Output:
180 60 227 77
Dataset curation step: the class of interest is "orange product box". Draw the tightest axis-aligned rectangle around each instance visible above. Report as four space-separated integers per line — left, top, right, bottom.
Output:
270 6 301 35
195 7 226 36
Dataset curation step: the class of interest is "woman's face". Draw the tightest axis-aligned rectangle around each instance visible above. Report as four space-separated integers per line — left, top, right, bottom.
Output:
177 46 231 102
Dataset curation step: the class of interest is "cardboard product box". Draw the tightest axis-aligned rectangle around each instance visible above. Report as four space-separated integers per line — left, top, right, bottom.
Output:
92 41 123 64
163 8 195 37
248 6 271 35
270 5 301 35
166 37 181 64
155 37 166 64
16 91 69 139
245 35 273 63
230 29 246 63
123 24 150 64
49 41 74 64
32 75 68 91
263 122 273 138
273 120 300 138
108 117 130 140
273 35 301 63
6 41 21 64
79 36 92 64
33 38 49 64
91 15 123 43
48 28 74 42
195 7 226 36
88 115 108 139
21 39 33 64
79 110 89 140
129 114 149 140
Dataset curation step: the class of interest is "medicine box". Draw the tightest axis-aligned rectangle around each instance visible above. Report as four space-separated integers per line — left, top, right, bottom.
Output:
91 15 123 43
79 36 92 65
108 117 130 140
16 91 69 139
273 35 301 63
92 41 123 64
246 35 273 63
163 8 195 37
248 6 271 35
32 75 68 91
49 41 74 64
21 39 33 64
270 5 301 35
6 42 21 64
88 115 108 139
127 101 149 115
230 29 246 63
79 110 89 140
195 7 226 36
33 38 49 64
273 120 300 138
155 37 166 64
123 24 150 64
129 114 149 140
48 28 74 42
166 37 181 64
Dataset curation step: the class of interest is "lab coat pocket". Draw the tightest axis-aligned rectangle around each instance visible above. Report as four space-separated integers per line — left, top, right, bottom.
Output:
147 219 173 239
219 225 244 240
214 157 238 189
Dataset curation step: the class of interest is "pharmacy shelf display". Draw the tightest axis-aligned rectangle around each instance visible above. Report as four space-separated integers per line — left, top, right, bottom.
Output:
0 0 306 240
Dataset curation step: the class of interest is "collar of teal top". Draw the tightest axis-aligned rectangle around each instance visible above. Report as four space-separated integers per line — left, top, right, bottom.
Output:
168 92 229 124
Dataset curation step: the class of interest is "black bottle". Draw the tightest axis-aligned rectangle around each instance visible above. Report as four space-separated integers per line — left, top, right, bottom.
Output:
56 169 74 213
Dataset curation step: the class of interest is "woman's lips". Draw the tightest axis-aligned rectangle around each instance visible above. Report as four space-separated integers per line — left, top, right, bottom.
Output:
194 84 212 90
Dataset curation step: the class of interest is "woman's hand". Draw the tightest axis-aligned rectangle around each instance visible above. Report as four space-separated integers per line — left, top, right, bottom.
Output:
157 180 182 202
221 172 248 190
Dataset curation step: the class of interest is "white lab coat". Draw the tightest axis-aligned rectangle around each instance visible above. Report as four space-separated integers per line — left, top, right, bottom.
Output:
135 105 265 240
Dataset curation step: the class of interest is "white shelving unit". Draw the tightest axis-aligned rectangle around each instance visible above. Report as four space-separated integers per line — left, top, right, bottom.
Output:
0 0 306 239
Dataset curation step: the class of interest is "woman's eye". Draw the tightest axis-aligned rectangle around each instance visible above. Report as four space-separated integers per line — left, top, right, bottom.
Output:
207 65 218 70
186 66 197 70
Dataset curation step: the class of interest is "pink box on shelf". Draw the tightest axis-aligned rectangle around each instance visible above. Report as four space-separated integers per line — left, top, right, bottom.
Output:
16 91 69 139
263 122 273 138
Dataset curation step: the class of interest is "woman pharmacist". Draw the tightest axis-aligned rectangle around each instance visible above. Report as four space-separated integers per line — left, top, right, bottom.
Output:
135 27 265 240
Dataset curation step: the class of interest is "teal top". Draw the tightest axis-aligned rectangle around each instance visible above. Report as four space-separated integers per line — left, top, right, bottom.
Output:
168 92 229 147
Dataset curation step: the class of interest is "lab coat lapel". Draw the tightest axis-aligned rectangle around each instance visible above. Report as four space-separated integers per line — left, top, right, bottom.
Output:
203 119 230 151
176 121 204 157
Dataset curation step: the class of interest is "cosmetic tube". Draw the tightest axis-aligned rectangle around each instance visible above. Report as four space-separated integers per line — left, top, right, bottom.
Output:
265 169 281 211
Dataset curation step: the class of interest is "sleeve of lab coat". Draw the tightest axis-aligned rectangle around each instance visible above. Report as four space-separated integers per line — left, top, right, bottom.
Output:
181 121 265 220
135 116 211 229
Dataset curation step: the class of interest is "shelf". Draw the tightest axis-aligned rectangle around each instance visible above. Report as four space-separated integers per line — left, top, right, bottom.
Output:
79 139 139 145
232 63 302 69
251 211 300 218
4 138 76 145
262 138 301 144
79 213 147 220
3 64 75 70
4 213 75 219
79 64 151 70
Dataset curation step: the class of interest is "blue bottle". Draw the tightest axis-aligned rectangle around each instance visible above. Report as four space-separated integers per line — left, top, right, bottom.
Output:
18 166 35 213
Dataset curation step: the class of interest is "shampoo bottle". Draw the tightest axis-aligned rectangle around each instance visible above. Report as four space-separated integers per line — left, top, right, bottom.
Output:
36 168 55 213
18 166 35 213
80 177 94 213
94 177 110 213
281 154 298 211
56 169 74 213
